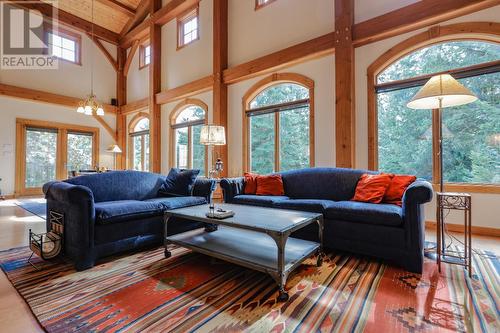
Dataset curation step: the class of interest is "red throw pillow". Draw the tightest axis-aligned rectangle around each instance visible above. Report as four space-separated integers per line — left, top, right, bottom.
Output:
243 172 258 194
256 174 285 196
383 174 417 206
352 173 393 203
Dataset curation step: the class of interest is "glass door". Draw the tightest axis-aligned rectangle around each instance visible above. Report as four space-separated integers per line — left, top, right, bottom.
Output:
25 127 58 189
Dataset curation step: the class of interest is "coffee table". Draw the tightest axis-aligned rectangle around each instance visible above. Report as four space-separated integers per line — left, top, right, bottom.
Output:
164 203 324 301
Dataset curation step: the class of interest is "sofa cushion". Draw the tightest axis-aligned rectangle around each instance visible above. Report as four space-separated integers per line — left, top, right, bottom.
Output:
274 199 336 214
256 174 285 196
352 173 393 203
159 168 200 197
145 196 207 210
232 195 289 207
95 200 163 225
325 201 402 227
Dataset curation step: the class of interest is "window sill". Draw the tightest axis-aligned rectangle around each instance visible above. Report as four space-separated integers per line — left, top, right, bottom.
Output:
432 183 500 194
177 37 200 51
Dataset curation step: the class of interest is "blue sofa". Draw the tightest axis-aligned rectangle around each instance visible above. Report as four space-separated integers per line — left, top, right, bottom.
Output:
220 167 433 273
43 171 215 270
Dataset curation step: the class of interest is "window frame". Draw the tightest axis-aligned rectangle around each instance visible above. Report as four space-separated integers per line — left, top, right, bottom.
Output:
367 22 500 193
15 118 99 196
255 0 277 10
169 99 208 174
139 42 151 69
242 73 315 173
44 26 82 65
177 6 200 50
128 112 150 171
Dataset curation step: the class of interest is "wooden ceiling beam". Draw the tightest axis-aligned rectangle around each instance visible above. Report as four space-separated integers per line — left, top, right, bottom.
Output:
152 0 200 25
96 0 136 18
0 83 118 114
155 75 214 105
123 40 140 76
121 98 149 115
87 34 118 72
93 114 117 141
120 18 151 48
352 0 500 47
120 0 151 36
12 1 119 44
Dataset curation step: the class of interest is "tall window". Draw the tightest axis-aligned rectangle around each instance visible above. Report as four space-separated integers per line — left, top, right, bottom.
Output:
46 28 81 64
375 40 500 185
129 116 150 171
177 7 199 49
16 119 98 196
244 74 314 174
139 44 151 69
170 101 207 176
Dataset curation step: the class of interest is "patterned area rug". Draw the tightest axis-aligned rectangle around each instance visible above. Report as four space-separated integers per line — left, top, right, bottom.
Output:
0 245 498 333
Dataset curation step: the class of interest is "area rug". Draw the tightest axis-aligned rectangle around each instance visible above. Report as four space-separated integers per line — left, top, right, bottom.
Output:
0 245 497 333
15 199 47 219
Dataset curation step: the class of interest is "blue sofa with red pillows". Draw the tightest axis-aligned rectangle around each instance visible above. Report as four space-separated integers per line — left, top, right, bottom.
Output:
43 169 215 270
220 167 433 273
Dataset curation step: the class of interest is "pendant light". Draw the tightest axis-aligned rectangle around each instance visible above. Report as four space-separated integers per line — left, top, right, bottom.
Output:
77 0 105 116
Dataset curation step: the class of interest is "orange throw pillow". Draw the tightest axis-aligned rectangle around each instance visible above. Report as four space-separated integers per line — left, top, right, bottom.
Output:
352 173 393 204
243 172 258 194
256 174 285 196
383 174 417 206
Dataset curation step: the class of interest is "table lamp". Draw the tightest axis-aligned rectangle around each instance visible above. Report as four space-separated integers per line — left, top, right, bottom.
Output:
106 144 122 170
200 125 226 178
407 74 477 192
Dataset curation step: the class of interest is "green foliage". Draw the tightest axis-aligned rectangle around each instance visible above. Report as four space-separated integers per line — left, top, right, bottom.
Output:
67 133 93 172
378 41 499 184
25 129 57 187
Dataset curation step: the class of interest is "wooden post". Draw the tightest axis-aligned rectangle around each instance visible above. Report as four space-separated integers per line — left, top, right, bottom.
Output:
116 47 127 169
149 0 162 173
334 0 355 168
213 0 228 177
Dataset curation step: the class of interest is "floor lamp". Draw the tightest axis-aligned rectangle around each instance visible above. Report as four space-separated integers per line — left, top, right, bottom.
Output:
200 125 226 179
106 144 122 171
406 74 477 192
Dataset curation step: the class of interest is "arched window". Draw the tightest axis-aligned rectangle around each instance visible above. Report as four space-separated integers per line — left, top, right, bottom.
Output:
129 113 150 171
243 73 314 173
369 28 500 188
170 99 207 176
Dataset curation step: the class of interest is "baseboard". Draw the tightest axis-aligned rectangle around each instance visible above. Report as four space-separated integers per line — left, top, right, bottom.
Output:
425 221 500 237
0 194 15 200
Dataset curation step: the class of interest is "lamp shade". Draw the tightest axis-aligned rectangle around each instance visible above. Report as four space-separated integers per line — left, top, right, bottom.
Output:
106 144 122 153
407 74 477 109
200 125 226 145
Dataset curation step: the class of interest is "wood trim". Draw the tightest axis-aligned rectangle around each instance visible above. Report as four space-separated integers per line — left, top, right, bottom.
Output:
120 0 151 36
45 26 82 66
93 115 117 141
0 83 118 114
367 22 500 172
121 98 150 115
120 18 152 48
353 0 500 47
242 73 315 173
96 0 136 17
156 75 214 104
128 112 151 170
426 221 500 237
153 0 200 26
223 32 335 85
12 1 119 44
177 5 200 50
129 112 151 132
169 99 209 174
124 40 140 76
139 43 151 69
15 118 99 196
255 0 277 11
88 34 118 72
431 183 500 194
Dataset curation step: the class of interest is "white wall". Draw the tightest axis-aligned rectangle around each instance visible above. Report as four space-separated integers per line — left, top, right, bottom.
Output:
127 48 149 102
0 97 116 196
354 6 500 229
354 0 418 23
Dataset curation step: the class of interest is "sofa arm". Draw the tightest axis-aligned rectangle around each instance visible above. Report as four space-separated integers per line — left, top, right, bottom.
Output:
402 180 433 206
192 178 217 201
43 181 96 270
220 177 244 203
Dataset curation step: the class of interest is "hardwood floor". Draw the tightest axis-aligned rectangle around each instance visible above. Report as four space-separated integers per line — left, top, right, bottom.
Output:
0 198 497 333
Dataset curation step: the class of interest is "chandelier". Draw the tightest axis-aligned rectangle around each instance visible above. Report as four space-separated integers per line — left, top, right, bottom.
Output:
77 0 104 116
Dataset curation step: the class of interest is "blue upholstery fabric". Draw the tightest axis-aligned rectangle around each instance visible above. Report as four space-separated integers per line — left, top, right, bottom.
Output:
275 199 335 214
95 200 163 225
159 168 200 197
66 171 166 202
145 196 207 210
220 168 433 273
324 201 403 227
232 195 289 207
43 171 216 270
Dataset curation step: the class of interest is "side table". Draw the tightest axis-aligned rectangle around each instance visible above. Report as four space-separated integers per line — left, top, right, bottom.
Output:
436 192 472 277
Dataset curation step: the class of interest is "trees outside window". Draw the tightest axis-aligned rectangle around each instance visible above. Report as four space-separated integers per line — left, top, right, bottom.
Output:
375 40 500 185
170 100 207 176
129 116 150 171
244 74 314 174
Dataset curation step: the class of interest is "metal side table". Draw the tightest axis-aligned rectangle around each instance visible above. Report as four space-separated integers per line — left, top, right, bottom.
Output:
436 192 472 277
